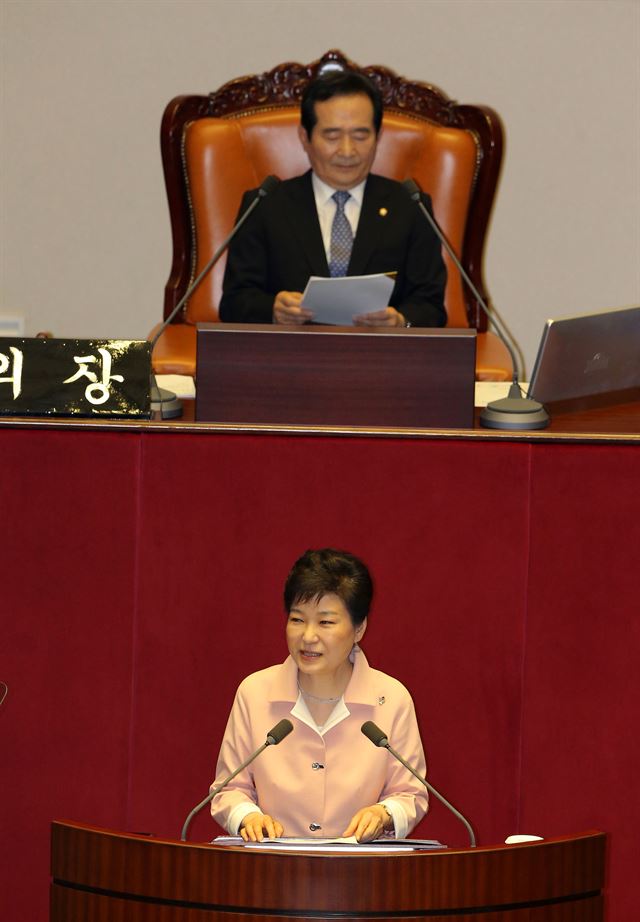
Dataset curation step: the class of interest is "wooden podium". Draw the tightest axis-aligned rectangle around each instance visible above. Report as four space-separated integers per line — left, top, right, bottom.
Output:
195 323 477 428
50 821 605 920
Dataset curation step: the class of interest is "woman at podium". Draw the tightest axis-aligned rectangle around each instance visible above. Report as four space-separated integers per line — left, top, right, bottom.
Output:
210 548 428 842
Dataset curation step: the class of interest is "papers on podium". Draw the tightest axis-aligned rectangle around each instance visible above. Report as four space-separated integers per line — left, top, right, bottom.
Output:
301 273 395 325
213 835 445 852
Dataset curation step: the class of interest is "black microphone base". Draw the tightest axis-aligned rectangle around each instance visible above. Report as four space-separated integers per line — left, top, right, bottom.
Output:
150 384 183 419
480 387 549 431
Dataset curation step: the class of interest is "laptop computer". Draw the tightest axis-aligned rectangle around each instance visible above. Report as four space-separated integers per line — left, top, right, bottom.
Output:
527 306 640 404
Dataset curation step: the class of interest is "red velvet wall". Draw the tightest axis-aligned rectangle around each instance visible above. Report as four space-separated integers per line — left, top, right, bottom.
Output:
521 444 640 916
1 431 141 918
1 428 637 920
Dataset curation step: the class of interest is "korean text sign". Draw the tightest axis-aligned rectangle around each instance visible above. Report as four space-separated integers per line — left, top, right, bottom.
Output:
0 339 151 418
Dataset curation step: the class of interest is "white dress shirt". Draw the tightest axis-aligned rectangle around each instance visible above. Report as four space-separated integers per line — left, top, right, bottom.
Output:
311 173 366 265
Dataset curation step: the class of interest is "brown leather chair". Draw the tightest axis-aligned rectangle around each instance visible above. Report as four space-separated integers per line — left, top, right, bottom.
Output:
152 50 510 381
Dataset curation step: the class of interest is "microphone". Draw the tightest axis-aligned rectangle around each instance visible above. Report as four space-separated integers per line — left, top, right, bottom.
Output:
402 179 549 431
151 175 281 418
265 718 294 745
361 720 476 847
180 717 293 842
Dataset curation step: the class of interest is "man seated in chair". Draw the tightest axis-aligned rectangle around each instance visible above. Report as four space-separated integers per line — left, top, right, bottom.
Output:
219 70 447 328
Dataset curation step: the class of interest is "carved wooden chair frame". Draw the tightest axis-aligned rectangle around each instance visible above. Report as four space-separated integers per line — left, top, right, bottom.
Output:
160 49 503 334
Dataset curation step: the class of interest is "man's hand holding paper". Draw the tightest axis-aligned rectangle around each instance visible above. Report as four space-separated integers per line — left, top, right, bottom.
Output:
300 273 398 326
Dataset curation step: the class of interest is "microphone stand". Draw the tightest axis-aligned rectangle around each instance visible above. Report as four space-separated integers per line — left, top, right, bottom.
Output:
362 721 475 847
403 179 549 431
383 739 476 847
151 176 281 419
180 740 271 842
180 717 292 842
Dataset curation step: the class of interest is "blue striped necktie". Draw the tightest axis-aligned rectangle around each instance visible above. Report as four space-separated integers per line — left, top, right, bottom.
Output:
329 190 353 277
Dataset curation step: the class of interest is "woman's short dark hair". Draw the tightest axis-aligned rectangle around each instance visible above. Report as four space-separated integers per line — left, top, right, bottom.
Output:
284 548 373 628
300 70 383 139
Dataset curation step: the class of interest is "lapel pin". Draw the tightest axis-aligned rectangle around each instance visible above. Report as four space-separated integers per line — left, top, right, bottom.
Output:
378 207 388 217
378 696 386 705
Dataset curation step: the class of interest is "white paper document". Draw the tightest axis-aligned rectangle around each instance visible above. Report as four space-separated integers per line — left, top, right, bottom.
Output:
154 374 196 399
301 273 395 325
474 381 529 407
213 835 443 852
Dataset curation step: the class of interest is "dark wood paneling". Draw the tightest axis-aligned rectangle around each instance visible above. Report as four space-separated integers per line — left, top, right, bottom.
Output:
51 886 604 922
195 324 476 428
51 822 605 920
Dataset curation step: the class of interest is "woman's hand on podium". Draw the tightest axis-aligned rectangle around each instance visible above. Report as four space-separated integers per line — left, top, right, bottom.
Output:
240 812 284 842
342 803 392 842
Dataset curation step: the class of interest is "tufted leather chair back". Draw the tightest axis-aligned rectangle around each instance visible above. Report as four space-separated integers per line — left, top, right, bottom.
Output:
183 107 478 328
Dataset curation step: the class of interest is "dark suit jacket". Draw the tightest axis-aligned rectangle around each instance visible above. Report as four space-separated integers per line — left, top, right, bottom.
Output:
219 171 447 327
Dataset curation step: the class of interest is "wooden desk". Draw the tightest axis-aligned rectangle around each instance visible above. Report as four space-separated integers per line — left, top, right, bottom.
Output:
2 391 639 441
51 821 605 921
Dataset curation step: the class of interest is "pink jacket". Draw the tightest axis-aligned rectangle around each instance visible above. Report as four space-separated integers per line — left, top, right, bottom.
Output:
210 649 428 838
